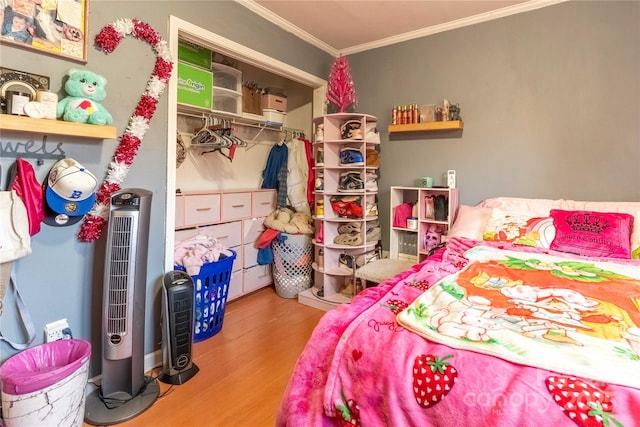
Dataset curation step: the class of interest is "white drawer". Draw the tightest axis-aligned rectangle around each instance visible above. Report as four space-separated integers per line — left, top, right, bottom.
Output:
198 221 242 248
243 265 272 294
252 190 276 217
184 194 221 226
227 270 243 301
230 245 242 272
221 192 251 222
243 242 260 269
175 228 199 243
175 195 185 228
243 217 266 243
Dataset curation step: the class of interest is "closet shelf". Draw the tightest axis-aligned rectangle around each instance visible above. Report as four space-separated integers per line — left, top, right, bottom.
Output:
177 109 304 148
0 114 117 139
388 120 464 133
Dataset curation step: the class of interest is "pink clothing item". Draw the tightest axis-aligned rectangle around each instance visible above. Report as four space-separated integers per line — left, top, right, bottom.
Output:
256 228 281 249
174 235 233 275
392 202 412 228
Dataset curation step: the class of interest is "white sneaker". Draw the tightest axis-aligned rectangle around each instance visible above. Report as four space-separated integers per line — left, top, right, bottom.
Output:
365 173 377 191
366 123 380 143
315 124 324 142
365 203 378 218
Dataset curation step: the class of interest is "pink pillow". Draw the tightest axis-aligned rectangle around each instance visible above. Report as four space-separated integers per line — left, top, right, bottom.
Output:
549 209 634 259
448 205 492 240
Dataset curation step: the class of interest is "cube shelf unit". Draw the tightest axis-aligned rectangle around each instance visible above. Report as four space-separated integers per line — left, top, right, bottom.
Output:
390 186 459 263
301 113 380 310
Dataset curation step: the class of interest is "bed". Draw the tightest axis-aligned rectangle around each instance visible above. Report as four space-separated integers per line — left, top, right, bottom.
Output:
277 197 640 426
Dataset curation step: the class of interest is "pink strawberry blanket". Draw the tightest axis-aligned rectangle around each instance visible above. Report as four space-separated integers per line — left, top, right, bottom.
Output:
277 238 640 427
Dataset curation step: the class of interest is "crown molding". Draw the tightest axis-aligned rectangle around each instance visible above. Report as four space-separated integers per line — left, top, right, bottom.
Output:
234 0 339 57
341 0 571 55
237 0 570 57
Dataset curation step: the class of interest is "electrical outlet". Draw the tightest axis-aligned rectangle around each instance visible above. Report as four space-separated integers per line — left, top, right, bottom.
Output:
44 318 71 342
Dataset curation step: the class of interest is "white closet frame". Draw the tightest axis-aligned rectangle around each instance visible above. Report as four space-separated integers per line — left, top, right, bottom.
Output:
164 16 328 272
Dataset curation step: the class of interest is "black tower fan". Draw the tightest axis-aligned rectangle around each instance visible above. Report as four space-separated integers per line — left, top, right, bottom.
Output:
159 270 199 384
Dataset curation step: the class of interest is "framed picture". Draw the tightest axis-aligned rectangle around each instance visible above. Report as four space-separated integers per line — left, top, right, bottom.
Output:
0 0 88 63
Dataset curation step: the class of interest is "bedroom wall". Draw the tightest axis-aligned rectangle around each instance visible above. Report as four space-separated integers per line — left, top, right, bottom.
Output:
1 0 637 375
0 1 332 368
347 0 640 243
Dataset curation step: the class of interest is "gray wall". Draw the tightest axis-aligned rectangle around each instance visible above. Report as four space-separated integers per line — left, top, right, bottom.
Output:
0 1 332 369
1 0 638 377
348 0 639 237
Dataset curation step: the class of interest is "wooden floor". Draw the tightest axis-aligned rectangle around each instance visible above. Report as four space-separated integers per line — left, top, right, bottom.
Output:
84 287 325 427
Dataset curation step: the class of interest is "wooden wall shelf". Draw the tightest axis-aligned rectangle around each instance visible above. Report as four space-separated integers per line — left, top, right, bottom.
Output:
388 120 464 133
0 114 117 139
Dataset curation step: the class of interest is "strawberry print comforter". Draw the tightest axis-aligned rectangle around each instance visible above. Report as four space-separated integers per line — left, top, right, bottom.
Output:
277 238 640 427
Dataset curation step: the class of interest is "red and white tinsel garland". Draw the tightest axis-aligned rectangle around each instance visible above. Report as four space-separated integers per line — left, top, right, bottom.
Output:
78 19 173 242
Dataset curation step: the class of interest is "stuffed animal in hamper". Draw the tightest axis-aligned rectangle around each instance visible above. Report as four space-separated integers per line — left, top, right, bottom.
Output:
57 69 113 125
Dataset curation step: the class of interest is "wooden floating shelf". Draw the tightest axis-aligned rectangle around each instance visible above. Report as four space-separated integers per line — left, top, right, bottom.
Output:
388 120 464 133
0 114 117 139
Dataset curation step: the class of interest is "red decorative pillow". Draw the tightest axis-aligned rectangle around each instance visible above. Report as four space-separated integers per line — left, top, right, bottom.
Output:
549 209 634 258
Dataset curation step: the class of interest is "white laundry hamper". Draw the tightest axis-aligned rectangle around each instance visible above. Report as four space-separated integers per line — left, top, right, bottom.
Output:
272 233 313 298
0 339 91 427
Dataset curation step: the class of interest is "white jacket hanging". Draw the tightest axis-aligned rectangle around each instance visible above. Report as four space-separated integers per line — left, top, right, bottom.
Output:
287 139 310 214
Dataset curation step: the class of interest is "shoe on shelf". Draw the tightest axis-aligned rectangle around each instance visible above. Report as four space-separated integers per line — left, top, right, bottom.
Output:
341 279 363 297
364 172 377 192
338 171 364 192
315 124 324 142
340 120 363 140
338 222 361 234
315 146 324 166
365 225 381 242
366 149 380 168
365 203 378 218
339 253 354 270
339 148 364 166
330 195 362 219
334 233 363 246
365 123 380 143
314 173 324 192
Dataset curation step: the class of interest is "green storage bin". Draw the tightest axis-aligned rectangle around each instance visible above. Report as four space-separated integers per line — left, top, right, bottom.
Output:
177 62 213 110
177 40 212 69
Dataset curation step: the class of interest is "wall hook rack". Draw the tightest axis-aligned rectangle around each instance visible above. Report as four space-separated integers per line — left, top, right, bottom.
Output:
0 135 66 165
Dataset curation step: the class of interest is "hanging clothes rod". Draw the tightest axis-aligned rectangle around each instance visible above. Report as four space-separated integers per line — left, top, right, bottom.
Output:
178 111 304 139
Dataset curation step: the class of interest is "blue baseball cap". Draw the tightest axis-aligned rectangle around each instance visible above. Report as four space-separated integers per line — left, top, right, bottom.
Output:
45 158 98 217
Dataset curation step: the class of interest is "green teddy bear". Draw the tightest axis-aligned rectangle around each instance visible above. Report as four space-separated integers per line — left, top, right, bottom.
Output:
57 69 113 125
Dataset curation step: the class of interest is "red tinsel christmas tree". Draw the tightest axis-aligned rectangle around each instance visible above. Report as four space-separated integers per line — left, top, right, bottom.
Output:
326 54 357 113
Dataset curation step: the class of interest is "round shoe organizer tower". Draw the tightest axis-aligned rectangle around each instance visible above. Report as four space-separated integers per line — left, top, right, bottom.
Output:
309 113 381 306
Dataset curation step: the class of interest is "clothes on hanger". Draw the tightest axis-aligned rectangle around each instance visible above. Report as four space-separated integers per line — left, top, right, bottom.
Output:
286 136 311 215
301 135 315 211
261 143 288 189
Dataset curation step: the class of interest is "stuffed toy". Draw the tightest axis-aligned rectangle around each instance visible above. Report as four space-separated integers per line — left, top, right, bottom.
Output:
57 69 113 125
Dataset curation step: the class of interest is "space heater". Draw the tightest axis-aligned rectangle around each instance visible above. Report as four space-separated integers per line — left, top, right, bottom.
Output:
85 189 160 425
159 270 199 384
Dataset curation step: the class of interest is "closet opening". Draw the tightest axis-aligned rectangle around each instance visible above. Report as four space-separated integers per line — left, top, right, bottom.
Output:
164 16 327 271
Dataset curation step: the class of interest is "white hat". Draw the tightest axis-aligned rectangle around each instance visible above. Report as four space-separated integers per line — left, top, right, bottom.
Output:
45 158 98 217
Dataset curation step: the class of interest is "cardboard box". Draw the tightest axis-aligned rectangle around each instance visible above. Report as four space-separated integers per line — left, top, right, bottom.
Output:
242 86 262 115
178 40 212 69
262 88 287 112
177 62 212 109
